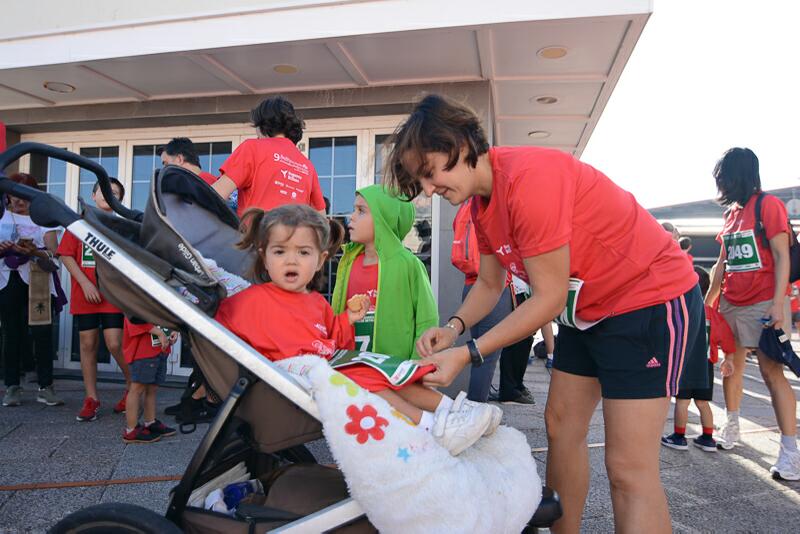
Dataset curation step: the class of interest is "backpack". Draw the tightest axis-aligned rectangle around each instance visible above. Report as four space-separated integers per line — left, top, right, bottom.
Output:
451 200 480 278
754 192 800 283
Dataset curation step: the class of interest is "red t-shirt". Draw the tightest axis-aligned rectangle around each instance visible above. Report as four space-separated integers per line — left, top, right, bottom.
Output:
706 304 735 364
451 200 481 285
346 255 378 311
472 147 697 322
791 282 800 313
215 283 355 360
57 231 121 315
219 138 325 216
198 171 217 186
716 194 789 306
122 318 168 364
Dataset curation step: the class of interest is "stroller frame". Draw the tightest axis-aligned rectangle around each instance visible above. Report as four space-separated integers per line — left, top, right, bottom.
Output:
0 142 560 533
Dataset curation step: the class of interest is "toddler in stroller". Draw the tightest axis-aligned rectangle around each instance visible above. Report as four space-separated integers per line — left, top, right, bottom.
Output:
0 142 561 533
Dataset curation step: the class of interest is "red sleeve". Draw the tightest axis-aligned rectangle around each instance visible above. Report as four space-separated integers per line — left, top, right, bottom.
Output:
509 167 575 258
125 319 154 337
763 195 789 240
219 140 255 189
56 231 78 257
328 309 356 351
309 168 326 211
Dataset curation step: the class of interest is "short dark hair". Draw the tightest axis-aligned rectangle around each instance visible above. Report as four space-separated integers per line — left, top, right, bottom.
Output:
714 147 761 207
250 96 304 144
92 177 126 201
158 137 201 168
385 94 490 199
694 266 710 296
679 236 692 250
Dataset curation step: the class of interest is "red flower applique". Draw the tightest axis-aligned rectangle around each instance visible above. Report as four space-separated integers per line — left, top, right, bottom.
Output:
344 404 389 444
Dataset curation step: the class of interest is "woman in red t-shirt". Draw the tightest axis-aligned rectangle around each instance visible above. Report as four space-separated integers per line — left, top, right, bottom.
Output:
383 94 706 533
705 147 798 479
212 96 326 217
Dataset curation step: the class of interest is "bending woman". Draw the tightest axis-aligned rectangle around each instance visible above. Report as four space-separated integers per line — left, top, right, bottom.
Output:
705 147 799 479
384 94 707 533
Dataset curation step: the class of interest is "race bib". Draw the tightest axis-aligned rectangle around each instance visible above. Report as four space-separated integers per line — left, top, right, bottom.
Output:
81 244 96 268
353 311 375 352
723 229 762 272
555 278 603 331
329 349 422 387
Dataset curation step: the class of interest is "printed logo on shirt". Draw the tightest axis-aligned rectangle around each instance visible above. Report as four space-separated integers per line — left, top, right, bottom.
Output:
272 152 310 174
314 323 328 335
81 244 96 268
312 339 335 357
496 244 512 256
722 229 762 272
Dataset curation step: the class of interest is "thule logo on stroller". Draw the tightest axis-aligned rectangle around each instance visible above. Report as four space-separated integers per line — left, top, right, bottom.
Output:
83 232 116 261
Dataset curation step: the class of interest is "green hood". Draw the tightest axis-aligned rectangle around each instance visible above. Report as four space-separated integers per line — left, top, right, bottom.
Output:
331 185 438 359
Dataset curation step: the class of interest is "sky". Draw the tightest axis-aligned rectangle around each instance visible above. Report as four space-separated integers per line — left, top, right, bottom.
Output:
581 0 800 209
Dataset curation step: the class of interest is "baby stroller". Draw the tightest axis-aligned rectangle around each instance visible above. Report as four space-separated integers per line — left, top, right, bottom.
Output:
0 142 561 533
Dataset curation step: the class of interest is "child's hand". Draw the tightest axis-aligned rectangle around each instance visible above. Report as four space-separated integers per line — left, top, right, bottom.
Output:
346 294 370 324
151 328 169 350
80 281 102 304
720 358 735 378
168 331 179 345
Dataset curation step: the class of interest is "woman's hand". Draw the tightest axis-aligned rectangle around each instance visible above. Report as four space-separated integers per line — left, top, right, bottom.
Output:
0 240 14 255
12 239 38 257
420 345 470 388
720 358 735 378
80 280 102 304
416 326 458 358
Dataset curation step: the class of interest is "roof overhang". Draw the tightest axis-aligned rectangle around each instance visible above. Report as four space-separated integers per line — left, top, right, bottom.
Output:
0 0 652 154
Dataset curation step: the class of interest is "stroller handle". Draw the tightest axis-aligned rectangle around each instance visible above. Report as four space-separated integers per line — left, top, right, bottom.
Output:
0 142 141 224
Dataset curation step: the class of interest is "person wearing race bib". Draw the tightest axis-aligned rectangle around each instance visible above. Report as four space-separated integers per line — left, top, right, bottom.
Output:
57 178 131 422
705 147 799 479
213 96 326 216
383 94 706 533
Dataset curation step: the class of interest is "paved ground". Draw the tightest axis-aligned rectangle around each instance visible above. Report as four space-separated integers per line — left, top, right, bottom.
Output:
1 354 799 533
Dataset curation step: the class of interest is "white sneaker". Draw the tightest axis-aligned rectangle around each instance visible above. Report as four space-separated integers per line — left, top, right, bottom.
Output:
462 395 503 436
770 445 800 481
432 392 493 455
717 419 740 450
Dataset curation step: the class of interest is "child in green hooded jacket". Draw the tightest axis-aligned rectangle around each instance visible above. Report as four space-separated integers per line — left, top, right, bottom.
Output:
331 185 501 453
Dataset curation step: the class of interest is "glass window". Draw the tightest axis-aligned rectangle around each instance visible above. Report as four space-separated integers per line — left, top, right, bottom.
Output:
373 134 432 277
78 146 119 206
193 141 233 177
309 136 357 215
131 145 163 211
29 151 68 202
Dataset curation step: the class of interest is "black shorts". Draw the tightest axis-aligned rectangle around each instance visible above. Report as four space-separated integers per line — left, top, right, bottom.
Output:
676 360 714 401
553 285 709 399
75 313 124 332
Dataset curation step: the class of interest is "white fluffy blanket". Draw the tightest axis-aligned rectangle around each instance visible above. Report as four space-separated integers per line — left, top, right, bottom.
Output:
278 356 542 534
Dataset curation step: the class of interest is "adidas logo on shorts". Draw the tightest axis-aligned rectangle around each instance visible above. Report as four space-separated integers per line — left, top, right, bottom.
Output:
646 357 661 369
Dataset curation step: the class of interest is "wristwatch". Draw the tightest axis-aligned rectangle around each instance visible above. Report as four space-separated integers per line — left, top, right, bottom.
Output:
466 339 484 367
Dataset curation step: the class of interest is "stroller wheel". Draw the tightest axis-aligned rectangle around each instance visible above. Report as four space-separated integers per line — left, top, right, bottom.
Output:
50 502 181 534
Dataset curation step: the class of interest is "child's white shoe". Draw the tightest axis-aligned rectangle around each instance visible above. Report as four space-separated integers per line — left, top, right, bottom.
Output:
459 393 503 436
432 391 493 455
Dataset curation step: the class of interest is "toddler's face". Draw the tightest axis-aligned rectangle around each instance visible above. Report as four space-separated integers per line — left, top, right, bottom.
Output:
348 195 374 245
263 224 326 293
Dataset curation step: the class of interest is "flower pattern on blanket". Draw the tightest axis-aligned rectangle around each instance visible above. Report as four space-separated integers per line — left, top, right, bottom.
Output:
345 404 388 444
276 355 542 534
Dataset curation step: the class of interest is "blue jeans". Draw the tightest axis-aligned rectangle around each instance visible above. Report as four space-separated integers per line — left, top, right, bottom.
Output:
462 284 512 402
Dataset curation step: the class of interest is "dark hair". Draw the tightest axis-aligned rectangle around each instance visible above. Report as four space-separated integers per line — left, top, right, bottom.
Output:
158 137 201 168
679 236 692 250
9 172 40 190
713 147 761 207
251 96 304 145
385 94 490 199
92 177 126 201
694 266 710 296
237 204 344 291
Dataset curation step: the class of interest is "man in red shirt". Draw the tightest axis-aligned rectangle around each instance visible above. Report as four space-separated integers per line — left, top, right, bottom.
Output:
158 137 218 186
57 178 131 421
212 96 326 216
383 95 706 533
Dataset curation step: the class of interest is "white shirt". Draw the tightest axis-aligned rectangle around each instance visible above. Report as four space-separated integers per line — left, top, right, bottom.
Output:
0 210 57 294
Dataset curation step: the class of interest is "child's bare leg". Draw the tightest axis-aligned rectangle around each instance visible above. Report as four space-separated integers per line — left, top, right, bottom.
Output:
143 384 158 423
104 328 131 388
393 383 443 412
126 382 144 429
78 329 100 399
375 389 423 424
695 400 713 430
674 399 690 429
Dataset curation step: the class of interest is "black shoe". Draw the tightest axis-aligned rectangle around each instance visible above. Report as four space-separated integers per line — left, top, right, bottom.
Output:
175 399 219 423
487 385 501 402
165 397 202 416
499 389 535 405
